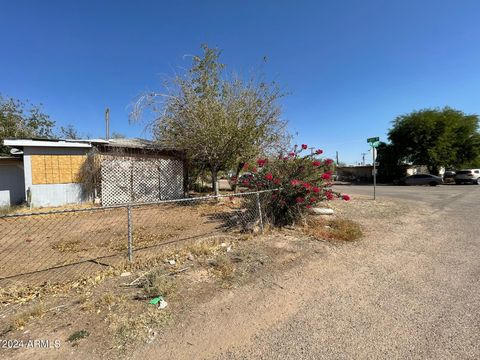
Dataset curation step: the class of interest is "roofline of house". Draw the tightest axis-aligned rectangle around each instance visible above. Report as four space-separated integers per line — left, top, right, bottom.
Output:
3 139 92 148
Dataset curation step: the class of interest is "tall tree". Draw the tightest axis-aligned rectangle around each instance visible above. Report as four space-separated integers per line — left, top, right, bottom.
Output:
0 95 56 154
388 107 480 174
131 45 289 195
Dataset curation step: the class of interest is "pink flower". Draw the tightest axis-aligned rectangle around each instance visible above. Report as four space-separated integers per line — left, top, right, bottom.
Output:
312 161 321 167
312 186 320 193
342 194 351 201
306 205 312 209
315 149 323 155
288 151 295 157
309 197 316 203
242 180 250 186
296 197 305 203
252 167 257 173
257 159 267 167
290 179 300 186
321 173 331 180
301 144 308 150
242 163 249 170
325 192 334 200
324 159 334 165
264 173 273 181
273 178 281 185
303 182 311 189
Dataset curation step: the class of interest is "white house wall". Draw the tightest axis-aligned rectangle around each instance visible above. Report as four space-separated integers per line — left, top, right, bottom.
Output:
0 162 25 206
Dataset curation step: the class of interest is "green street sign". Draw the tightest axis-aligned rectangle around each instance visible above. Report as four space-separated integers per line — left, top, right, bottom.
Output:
371 141 380 148
367 137 380 143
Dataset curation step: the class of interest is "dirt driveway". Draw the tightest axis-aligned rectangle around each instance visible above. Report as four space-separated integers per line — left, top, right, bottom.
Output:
136 188 480 359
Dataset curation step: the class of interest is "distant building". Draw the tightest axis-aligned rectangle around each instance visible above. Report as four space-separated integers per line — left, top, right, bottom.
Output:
1 138 186 208
336 165 374 183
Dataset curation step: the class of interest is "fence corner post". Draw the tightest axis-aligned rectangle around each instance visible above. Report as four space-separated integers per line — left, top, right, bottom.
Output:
127 205 133 262
256 192 264 233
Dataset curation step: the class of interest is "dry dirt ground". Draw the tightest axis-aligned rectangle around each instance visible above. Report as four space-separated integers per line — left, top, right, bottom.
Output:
0 198 251 286
2 192 479 359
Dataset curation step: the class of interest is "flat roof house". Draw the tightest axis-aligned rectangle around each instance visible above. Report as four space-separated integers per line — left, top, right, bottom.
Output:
1 138 185 208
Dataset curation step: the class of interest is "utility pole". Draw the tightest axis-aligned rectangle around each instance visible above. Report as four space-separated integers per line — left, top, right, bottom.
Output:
361 153 367 166
336 151 339 165
308 146 315 155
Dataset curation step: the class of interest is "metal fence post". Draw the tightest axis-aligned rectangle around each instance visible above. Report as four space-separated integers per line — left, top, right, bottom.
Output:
256 192 264 233
127 205 133 261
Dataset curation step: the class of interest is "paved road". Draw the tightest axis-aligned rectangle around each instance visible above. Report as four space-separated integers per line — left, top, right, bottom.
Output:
142 185 480 360
335 183 480 210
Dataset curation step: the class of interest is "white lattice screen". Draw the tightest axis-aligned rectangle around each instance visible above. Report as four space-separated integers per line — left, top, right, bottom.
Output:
101 157 184 206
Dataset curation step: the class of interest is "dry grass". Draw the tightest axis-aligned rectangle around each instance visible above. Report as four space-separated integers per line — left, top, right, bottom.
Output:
209 254 236 280
108 305 171 349
304 217 363 242
142 271 177 298
9 303 46 330
52 239 84 253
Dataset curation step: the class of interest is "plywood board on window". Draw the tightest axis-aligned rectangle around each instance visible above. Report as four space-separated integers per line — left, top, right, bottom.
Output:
31 154 86 185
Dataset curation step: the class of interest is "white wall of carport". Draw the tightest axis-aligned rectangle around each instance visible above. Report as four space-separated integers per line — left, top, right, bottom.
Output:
0 161 25 206
23 146 90 207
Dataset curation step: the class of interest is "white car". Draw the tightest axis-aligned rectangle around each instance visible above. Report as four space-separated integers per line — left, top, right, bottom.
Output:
454 169 480 185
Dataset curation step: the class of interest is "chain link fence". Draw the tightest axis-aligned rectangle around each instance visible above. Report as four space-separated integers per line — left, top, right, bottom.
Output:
0 190 273 289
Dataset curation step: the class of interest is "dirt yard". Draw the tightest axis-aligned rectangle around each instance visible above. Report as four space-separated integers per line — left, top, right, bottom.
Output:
0 197 372 360
0 197 250 287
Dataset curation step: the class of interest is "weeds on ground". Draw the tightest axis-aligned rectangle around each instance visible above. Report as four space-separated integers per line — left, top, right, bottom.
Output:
304 217 363 241
67 330 90 345
8 303 46 331
108 305 171 349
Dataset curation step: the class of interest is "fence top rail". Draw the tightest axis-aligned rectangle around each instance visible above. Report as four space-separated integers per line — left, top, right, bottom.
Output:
0 189 278 219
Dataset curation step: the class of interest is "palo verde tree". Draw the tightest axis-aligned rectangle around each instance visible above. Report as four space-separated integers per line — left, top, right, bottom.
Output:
387 107 480 175
130 45 289 195
0 95 56 154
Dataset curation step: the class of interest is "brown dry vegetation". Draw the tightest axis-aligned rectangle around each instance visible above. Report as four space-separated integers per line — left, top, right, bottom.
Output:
303 216 363 242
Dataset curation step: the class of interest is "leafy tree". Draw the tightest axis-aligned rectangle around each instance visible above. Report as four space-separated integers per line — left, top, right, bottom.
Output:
0 95 56 154
387 107 480 175
131 45 289 195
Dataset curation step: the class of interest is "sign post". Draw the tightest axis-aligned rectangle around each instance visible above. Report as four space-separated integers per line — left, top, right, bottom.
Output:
367 137 380 200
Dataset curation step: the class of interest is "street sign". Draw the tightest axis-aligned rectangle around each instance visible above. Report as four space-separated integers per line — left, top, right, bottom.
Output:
366 137 380 201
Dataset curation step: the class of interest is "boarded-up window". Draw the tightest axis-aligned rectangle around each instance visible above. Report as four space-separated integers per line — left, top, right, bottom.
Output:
31 155 86 184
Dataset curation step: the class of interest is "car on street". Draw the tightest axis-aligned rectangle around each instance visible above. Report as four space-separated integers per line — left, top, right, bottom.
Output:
443 170 456 183
400 174 443 186
454 169 480 185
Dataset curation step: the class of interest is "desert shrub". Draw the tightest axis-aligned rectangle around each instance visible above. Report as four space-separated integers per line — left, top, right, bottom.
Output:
233 144 350 226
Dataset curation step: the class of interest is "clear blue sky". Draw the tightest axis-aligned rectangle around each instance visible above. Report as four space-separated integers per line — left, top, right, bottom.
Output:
2 0 480 164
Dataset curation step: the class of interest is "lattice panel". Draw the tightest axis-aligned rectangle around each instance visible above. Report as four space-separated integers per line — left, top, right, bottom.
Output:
101 158 132 206
159 159 184 200
101 157 184 206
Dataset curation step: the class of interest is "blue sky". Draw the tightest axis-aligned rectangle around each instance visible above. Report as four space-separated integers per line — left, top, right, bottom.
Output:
2 0 480 164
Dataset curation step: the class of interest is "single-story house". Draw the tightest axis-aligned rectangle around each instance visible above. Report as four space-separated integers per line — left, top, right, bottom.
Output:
1 138 186 208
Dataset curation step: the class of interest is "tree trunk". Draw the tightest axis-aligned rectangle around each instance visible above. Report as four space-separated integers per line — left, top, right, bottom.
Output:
211 169 219 196
232 162 244 193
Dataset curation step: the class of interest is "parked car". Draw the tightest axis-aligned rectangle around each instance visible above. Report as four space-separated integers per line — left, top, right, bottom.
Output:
400 174 443 186
443 170 456 183
454 169 480 185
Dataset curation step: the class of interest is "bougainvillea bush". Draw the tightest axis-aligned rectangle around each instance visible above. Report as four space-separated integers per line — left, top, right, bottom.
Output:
231 144 350 226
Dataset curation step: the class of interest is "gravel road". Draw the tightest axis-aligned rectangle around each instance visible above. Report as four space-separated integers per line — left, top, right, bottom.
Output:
139 186 480 360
